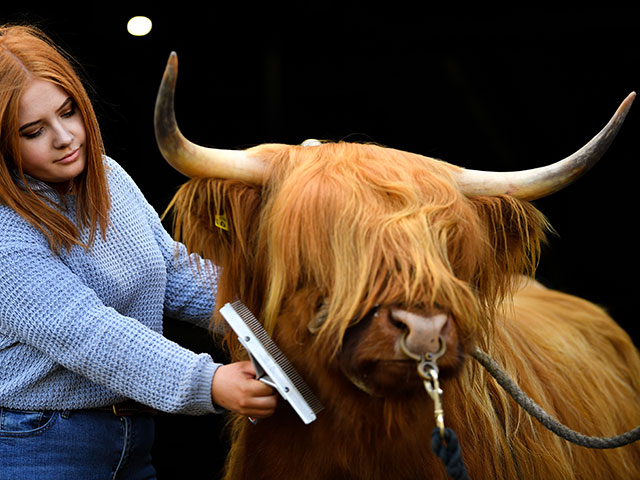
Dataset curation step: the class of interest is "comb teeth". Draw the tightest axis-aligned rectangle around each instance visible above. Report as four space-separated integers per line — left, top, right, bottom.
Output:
230 301 324 414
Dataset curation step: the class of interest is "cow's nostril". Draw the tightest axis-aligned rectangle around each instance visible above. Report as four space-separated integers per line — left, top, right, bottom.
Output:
389 314 407 331
389 307 414 331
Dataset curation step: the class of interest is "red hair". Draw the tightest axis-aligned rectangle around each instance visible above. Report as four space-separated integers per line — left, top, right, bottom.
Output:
0 24 110 253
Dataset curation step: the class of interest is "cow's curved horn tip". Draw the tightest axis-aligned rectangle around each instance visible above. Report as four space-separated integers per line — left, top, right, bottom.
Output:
614 91 636 116
623 91 636 106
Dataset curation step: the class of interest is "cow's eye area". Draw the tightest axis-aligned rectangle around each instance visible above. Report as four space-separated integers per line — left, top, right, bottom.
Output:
307 298 329 334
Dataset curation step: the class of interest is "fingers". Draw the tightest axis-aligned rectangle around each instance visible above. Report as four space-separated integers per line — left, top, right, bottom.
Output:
246 378 278 397
239 391 278 419
211 361 278 418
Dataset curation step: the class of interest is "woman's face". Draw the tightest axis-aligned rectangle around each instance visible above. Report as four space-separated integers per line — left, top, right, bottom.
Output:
17 79 86 192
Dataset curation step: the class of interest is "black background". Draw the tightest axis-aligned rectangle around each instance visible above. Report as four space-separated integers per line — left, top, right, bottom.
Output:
3 6 639 478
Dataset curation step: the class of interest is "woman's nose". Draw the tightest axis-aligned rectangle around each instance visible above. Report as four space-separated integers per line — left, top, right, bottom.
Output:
52 123 74 149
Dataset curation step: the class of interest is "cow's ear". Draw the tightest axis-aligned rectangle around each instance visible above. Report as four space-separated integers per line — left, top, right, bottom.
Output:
470 195 550 296
166 178 263 267
167 178 267 326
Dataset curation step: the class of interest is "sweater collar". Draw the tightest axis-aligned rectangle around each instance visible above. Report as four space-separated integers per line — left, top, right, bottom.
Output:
10 170 72 203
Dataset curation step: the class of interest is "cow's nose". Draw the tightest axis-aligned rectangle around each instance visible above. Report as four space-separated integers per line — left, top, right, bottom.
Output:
390 308 449 357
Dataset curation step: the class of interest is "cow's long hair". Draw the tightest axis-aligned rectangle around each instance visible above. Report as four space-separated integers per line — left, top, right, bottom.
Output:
167 141 640 479
169 142 547 351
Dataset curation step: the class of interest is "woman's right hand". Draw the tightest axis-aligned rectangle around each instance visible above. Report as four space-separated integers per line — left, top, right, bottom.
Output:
210 361 278 418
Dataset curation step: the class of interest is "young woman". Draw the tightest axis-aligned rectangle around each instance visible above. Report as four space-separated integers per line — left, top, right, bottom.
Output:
0 24 276 479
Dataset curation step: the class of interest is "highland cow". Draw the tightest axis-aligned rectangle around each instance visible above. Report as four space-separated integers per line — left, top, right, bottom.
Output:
154 52 640 479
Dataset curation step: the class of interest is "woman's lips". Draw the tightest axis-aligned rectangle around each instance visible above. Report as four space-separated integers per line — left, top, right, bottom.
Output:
56 148 80 164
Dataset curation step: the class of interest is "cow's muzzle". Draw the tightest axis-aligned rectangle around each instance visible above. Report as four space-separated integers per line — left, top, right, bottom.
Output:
388 308 451 359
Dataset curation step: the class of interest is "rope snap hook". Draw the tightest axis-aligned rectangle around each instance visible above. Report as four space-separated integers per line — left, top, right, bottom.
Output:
400 332 447 438
421 361 445 439
400 332 471 479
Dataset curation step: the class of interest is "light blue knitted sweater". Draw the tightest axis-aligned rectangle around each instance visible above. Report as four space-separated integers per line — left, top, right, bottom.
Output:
0 157 221 415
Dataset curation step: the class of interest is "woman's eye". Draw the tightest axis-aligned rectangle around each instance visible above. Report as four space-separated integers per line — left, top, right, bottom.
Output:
22 129 43 139
61 106 75 118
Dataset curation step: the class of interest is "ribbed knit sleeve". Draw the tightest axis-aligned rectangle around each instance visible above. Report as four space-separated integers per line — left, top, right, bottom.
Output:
0 157 222 414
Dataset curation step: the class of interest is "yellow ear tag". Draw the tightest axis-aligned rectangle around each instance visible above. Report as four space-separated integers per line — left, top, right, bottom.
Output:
215 214 229 231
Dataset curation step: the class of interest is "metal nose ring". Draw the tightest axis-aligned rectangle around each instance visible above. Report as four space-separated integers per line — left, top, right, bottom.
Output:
399 330 446 362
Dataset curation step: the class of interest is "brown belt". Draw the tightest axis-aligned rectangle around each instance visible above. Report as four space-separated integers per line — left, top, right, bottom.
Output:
95 399 157 416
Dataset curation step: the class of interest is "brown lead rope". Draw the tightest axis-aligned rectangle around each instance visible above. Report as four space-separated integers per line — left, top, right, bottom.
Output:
471 347 640 449
401 336 639 479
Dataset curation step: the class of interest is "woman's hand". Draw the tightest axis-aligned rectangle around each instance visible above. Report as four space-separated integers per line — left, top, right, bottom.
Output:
211 361 278 418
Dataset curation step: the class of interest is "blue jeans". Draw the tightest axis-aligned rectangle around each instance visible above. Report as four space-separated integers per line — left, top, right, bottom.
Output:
0 408 156 480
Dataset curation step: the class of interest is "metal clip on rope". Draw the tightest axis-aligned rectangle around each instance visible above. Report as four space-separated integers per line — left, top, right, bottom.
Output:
420 356 445 439
401 333 471 479
400 332 447 438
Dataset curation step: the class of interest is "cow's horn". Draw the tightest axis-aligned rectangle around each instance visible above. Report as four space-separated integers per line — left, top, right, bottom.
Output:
154 52 266 183
455 92 635 200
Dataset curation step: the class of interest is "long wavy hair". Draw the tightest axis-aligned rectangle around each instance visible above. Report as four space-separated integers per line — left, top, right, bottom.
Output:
168 141 548 355
0 24 110 253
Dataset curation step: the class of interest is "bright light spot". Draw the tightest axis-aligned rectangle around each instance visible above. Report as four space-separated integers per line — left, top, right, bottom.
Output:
127 16 152 36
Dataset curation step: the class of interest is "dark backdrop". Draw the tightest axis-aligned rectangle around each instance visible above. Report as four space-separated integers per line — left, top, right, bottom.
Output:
2 6 639 478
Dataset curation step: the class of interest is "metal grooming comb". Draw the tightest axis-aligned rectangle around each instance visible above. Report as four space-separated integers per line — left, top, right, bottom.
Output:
219 301 324 424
